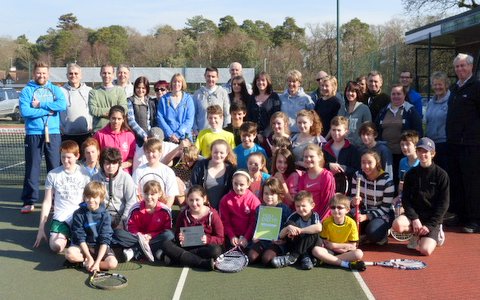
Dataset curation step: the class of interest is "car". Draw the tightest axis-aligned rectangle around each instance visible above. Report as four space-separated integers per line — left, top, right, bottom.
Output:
0 87 21 122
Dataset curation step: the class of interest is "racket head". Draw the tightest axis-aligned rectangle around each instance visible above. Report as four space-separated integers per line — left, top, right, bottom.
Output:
214 247 249 273
89 272 128 290
137 172 167 201
32 86 55 103
334 172 349 195
390 230 413 241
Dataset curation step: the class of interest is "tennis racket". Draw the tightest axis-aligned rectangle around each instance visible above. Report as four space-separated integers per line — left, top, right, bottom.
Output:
32 86 55 143
365 259 426 270
390 196 413 241
355 176 361 232
214 246 249 273
89 271 128 290
137 172 167 201
334 172 349 195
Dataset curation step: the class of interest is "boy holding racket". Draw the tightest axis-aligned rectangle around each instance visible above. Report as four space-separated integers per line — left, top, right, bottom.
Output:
33 140 91 253
391 138 449 256
19 61 67 214
271 191 322 270
65 181 118 272
311 193 366 271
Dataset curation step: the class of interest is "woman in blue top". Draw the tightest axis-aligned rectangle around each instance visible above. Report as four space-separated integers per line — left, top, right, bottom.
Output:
157 73 195 143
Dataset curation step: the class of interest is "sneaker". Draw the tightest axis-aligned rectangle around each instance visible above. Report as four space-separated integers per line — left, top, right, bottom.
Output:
155 249 163 261
300 256 314 270
437 224 445 246
407 237 418 250
349 260 366 271
123 248 134 262
63 260 83 269
137 233 154 262
462 222 480 234
20 205 34 214
271 254 297 268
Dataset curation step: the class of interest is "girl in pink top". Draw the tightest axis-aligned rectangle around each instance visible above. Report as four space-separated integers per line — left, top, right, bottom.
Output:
219 170 261 249
94 105 136 174
271 148 302 208
298 144 336 220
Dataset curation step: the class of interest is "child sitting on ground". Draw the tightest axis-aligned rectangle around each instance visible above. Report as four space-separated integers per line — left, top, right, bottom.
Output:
65 181 118 272
247 152 271 199
33 140 91 253
248 178 291 266
271 191 323 270
311 193 366 271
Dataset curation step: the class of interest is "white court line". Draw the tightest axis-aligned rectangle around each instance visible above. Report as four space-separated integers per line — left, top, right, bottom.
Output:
0 161 25 171
353 271 375 300
172 267 189 300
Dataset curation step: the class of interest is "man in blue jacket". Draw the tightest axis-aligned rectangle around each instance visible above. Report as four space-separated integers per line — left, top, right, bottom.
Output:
19 61 66 214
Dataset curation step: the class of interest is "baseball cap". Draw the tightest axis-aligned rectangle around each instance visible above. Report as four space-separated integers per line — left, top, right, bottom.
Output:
416 137 435 151
148 127 164 140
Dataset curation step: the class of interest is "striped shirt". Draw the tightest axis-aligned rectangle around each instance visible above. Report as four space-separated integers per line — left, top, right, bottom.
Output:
351 171 394 219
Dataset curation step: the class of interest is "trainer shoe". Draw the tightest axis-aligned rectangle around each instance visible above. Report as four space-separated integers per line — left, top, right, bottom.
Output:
137 233 154 262
376 235 389 246
163 254 172 266
349 260 366 271
437 224 445 246
462 222 480 234
123 248 134 262
20 205 34 214
407 237 419 250
155 249 163 261
271 254 297 268
300 256 314 270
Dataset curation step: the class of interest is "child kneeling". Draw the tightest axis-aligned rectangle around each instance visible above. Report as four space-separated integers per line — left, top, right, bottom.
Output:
65 181 118 272
311 194 365 271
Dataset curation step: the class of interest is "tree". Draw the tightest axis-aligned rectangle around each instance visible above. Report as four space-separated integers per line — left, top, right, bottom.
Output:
240 19 272 43
15 35 36 70
88 25 129 65
218 15 239 35
184 15 218 39
57 13 80 31
271 17 306 47
402 0 477 15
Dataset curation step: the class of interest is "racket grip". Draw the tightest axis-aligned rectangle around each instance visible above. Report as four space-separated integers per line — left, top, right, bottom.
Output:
44 126 50 143
364 262 375 266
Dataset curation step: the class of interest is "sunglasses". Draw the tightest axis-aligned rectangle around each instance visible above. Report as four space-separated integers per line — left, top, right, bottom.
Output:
155 87 166 92
316 78 324 82
330 205 346 210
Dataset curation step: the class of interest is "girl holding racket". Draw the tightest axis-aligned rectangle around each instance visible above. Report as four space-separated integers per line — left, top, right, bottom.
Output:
219 170 261 250
94 105 136 174
298 144 336 221
271 148 302 208
351 150 395 245
248 178 291 266
190 139 237 210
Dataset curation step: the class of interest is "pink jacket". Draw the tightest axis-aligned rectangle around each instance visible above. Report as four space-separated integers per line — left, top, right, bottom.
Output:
127 201 172 239
219 189 260 241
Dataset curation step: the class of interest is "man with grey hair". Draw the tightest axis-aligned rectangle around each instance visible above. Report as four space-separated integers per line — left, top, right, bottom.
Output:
114 64 134 97
446 53 480 233
60 63 93 147
223 62 252 94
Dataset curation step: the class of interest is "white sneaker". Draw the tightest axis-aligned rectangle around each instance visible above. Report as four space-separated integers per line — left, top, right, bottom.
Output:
123 248 134 262
138 233 154 262
407 237 418 250
437 224 445 246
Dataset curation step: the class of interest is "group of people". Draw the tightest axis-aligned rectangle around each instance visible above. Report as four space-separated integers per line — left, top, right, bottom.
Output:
19 53 480 273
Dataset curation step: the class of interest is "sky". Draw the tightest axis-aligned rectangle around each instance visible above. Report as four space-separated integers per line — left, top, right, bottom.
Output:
1 0 407 42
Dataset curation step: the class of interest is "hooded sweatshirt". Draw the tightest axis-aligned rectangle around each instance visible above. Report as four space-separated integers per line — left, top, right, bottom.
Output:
19 80 67 135
279 88 314 133
60 82 92 135
426 90 450 144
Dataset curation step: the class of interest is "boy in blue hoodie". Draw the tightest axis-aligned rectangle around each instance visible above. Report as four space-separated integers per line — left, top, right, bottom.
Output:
65 181 118 272
19 61 67 214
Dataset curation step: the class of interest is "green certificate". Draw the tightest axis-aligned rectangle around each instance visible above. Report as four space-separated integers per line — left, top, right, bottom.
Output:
254 206 282 241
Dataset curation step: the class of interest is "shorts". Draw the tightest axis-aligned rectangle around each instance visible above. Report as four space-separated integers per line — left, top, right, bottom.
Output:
50 220 70 237
88 246 116 261
424 224 442 242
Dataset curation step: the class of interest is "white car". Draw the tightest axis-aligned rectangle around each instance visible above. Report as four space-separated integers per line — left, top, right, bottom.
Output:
0 87 21 121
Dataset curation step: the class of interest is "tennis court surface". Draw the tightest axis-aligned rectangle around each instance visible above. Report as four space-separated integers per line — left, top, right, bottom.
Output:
1 185 479 299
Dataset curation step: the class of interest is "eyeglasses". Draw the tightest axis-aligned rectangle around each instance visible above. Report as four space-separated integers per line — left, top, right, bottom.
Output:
330 205 346 210
155 87 166 92
316 78 323 82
